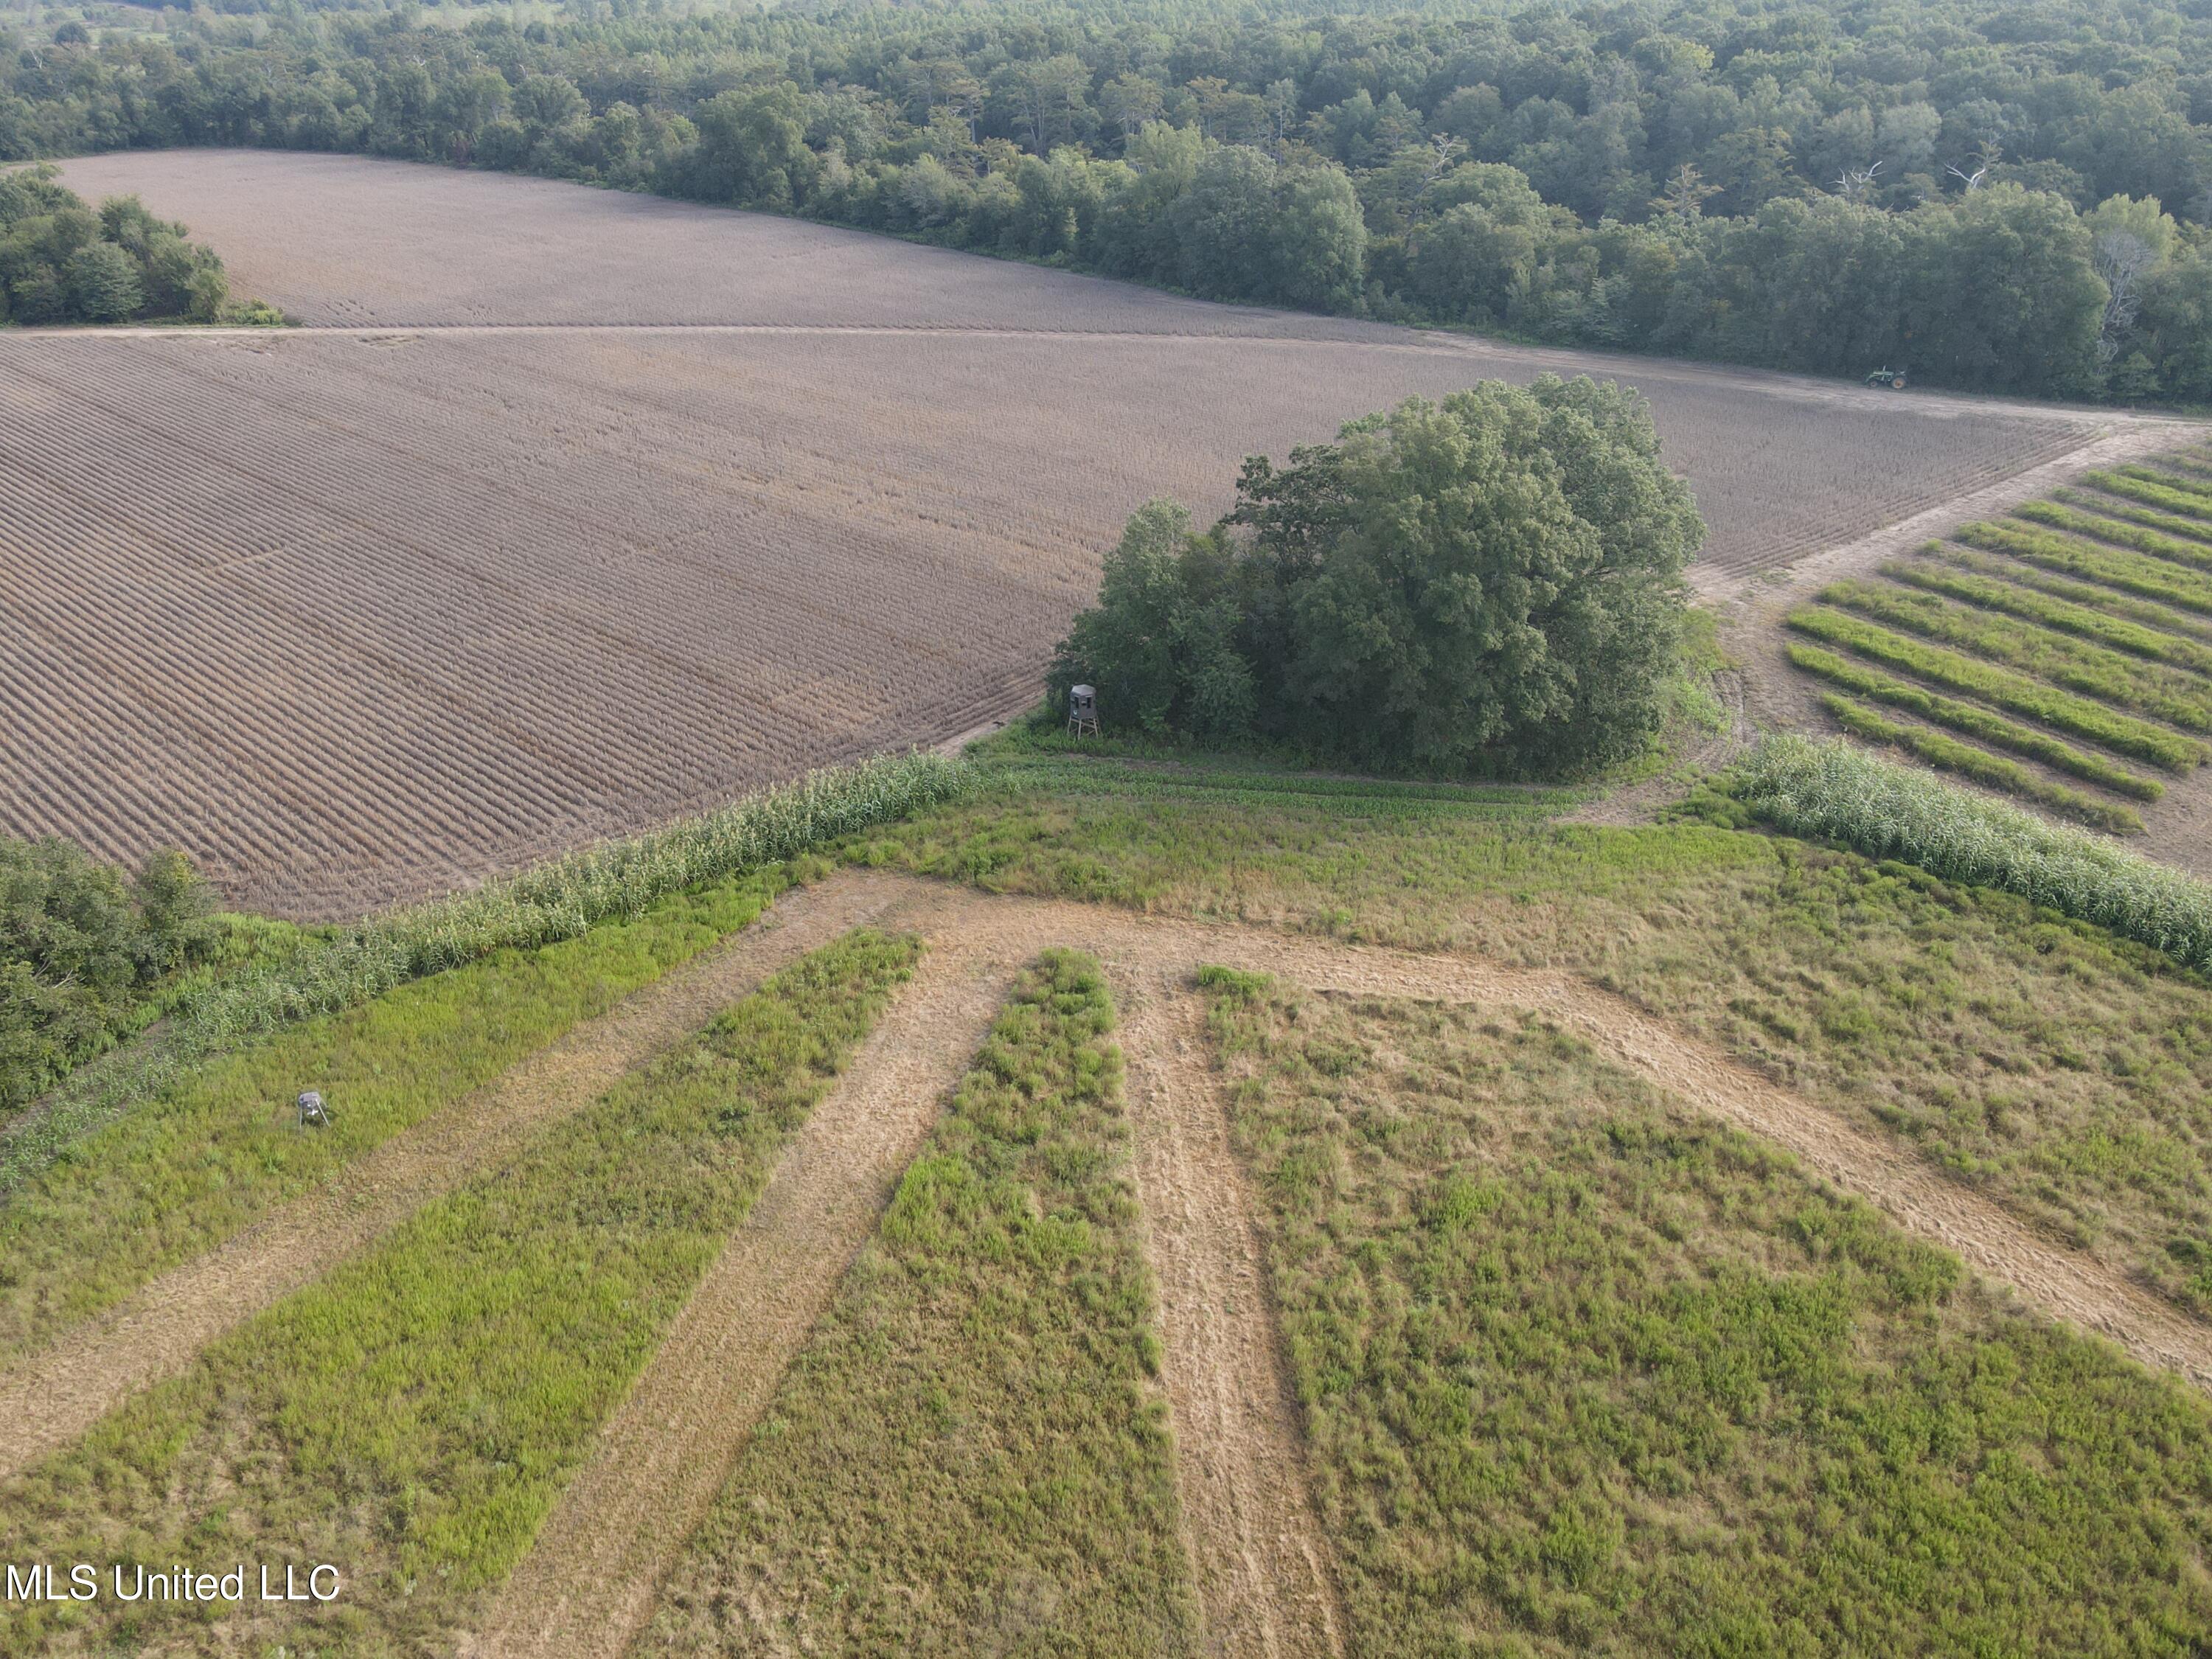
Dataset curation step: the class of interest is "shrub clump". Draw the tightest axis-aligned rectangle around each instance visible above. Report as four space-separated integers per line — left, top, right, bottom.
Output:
1739 735 2212 972
1051 375 1703 777
1 837 212 1111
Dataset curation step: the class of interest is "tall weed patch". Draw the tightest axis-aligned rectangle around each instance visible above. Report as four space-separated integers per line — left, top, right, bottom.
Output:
1 753 966 1194
1740 736 2212 972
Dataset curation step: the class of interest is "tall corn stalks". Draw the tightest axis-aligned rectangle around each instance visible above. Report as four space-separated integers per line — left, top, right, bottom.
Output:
1739 735 2212 972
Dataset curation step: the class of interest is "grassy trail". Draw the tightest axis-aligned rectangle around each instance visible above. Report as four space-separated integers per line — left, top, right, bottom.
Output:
0 874 911 1484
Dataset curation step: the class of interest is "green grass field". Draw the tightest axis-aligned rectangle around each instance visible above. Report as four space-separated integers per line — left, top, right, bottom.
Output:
644 950 1197 1656
1200 970 2212 1656
0 927 917 1656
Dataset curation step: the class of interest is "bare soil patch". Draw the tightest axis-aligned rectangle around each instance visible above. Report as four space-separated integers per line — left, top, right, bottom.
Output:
1119 985 1349 1659
0 872 911 1485
1 152 2112 914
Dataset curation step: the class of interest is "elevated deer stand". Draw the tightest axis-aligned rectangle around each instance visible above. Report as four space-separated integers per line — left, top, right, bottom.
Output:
1067 684 1100 738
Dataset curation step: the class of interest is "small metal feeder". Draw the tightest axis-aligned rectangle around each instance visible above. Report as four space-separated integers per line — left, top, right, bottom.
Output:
296 1090 331 1128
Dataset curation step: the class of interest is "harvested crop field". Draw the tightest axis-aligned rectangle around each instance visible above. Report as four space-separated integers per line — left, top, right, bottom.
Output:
5 150 2120 916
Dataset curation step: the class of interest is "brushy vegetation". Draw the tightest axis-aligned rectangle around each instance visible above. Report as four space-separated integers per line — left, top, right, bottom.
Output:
1820 692 2142 832
1957 520 2212 615
1 834 214 1111
852 742 2212 1307
645 950 1197 1657
1888 555 2212 675
2053 484 2212 546
1813 578 2212 730
1785 604 2205 771
1740 736 2212 972
1790 641 2162 799
0 750 966 1194
1200 974 2212 1655
2015 498 2212 573
0 866 797 1365
0 928 920 1657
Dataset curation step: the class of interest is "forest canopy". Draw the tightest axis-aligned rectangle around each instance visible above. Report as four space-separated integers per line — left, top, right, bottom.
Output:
5 0 2212 398
1051 375 1703 776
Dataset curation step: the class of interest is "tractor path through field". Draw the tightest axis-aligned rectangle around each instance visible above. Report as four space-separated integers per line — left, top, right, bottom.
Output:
0 872 913 1486
464 939 1016 1659
1118 985 1349 1659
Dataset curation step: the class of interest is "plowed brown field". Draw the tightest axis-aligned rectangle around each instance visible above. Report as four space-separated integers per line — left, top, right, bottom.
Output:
8 150 2115 915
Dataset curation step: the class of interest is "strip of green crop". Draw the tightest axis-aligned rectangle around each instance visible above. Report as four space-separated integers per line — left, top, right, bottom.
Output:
1787 642 2162 800
2077 470 2212 524
1931 544 2212 644
1953 521 2212 616
1817 577 2212 730
0 867 793 1366
1820 693 2143 833
0 929 922 1658
1742 735 2212 970
643 949 1199 1657
2014 500 2212 573
2053 486 2212 548
1887 558 2212 676
1785 606 2205 772
2117 464 2212 507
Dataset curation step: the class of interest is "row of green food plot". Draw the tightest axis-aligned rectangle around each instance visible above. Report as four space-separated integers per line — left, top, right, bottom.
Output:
1784 444 2212 838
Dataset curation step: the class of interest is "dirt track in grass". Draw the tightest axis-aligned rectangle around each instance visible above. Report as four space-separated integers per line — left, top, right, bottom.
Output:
0 873 912 1484
13 872 2212 1656
465 934 1015 1659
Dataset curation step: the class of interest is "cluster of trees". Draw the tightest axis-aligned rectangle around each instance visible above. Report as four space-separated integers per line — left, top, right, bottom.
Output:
1052 376 1702 776
1 834 212 1110
0 164 232 322
5 0 2212 397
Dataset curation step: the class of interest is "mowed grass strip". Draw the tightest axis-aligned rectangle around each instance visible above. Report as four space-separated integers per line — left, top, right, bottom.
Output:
1787 641 2162 799
643 950 1199 1658
1887 556 2212 676
1200 974 2212 1657
1933 543 2212 644
1784 605 2206 771
0 928 920 1659
1957 520 2212 616
0 866 797 1366
1819 692 2143 833
2053 485 2212 548
1815 577 2212 730
2016 499 2212 573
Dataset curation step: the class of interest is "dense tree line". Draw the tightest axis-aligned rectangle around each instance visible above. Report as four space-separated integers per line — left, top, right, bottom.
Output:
0 164 234 321
1052 376 1702 774
5 0 2212 398
1 835 212 1110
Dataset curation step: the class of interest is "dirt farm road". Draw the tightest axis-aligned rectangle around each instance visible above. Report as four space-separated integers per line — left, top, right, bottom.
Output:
6 873 2212 1657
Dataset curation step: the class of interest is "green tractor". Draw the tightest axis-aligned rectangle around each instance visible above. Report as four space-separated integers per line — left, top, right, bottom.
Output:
1864 365 1909 390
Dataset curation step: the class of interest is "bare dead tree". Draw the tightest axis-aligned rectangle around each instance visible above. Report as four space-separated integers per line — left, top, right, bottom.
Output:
1944 162 1988 192
1833 159 1883 203
2093 229 2157 365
